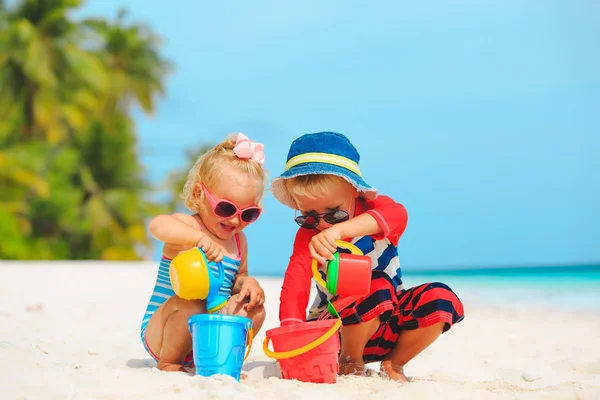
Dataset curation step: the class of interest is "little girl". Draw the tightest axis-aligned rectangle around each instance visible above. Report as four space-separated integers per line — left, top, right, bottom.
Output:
140 133 267 372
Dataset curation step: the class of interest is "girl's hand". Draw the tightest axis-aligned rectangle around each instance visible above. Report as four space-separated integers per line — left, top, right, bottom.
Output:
236 277 265 311
309 225 343 265
196 234 225 262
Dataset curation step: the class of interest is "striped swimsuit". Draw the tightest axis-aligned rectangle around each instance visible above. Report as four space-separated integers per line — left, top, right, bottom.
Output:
139 234 241 362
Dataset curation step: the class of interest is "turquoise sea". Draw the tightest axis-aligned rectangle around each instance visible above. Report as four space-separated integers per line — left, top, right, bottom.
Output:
260 265 600 312
402 265 600 311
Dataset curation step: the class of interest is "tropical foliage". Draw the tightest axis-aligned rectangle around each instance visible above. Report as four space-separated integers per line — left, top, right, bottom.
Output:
0 0 171 260
163 144 214 212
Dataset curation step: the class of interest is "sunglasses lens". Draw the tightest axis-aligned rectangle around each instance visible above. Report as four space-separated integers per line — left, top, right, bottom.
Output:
241 208 261 223
323 210 349 224
214 201 236 218
295 215 319 229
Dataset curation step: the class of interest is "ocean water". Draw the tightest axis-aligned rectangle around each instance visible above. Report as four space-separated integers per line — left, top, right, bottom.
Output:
260 265 600 312
399 265 600 311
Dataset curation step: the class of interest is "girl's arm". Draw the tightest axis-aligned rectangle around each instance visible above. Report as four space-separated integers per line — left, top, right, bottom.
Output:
231 232 249 295
231 233 265 310
148 213 203 246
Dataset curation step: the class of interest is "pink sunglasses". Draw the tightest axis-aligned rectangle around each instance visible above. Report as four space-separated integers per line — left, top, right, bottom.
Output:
201 184 262 223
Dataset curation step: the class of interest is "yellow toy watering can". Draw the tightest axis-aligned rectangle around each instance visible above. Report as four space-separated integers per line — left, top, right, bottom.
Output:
170 247 227 313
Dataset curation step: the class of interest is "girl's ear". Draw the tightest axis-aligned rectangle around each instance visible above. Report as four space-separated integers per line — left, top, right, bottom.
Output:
194 182 203 197
193 183 204 212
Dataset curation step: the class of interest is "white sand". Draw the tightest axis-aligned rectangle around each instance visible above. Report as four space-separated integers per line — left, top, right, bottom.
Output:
1 262 599 400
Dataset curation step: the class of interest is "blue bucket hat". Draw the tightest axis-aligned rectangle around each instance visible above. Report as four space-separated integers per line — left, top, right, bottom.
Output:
270 131 378 209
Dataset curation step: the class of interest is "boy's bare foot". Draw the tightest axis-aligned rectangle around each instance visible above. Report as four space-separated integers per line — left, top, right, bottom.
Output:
157 362 187 372
380 360 409 383
240 372 248 380
339 358 366 376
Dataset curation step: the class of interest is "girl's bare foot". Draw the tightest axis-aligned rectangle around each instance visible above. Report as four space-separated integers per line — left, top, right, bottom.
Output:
157 362 187 372
380 360 408 383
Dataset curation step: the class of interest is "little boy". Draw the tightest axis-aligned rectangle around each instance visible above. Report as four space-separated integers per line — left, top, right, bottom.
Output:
270 131 464 382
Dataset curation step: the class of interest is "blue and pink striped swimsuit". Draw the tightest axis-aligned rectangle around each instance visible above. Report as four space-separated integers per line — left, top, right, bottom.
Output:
139 234 241 359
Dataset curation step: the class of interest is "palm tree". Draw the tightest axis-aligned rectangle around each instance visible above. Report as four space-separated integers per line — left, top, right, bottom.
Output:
64 10 172 259
83 9 170 114
0 0 99 259
0 0 171 260
0 0 108 143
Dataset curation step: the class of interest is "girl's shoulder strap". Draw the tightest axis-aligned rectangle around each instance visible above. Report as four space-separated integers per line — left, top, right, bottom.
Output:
191 213 204 231
234 233 242 258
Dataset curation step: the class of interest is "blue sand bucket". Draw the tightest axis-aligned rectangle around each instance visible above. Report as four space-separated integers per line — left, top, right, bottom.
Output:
188 314 253 381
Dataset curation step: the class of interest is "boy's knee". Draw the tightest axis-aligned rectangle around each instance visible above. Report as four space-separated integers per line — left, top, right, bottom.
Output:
425 282 459 301
422 282 464 320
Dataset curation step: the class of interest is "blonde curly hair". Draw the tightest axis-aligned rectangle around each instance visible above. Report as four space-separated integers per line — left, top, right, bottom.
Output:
181 134 267 212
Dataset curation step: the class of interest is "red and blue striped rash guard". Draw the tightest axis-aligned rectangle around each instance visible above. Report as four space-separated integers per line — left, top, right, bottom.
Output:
278 195 409 325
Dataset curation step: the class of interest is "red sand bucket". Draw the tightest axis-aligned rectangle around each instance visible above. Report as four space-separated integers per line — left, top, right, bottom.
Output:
263 319 342 384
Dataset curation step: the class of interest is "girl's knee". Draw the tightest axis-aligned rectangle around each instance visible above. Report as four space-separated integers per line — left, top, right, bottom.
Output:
250 304 266 321
168 296 206 316
248 304 266 332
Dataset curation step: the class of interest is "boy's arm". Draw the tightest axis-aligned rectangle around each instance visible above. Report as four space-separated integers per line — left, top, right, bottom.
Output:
364 195 408 245
279 229 315 325
336 196 408 246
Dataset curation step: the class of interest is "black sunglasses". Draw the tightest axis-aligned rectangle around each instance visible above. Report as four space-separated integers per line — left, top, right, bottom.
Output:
294 210 349 229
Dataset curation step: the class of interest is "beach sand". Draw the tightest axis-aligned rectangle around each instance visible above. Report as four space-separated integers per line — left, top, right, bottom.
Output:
1 262 599 400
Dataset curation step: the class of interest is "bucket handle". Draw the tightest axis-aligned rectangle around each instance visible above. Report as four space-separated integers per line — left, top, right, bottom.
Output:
312 240 363 290
262 319 342 360
244 325 253 361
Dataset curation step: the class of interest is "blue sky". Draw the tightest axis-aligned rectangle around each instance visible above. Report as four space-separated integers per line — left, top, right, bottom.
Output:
78 0 599 274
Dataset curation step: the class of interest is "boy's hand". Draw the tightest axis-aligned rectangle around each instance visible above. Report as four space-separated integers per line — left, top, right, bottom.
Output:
196 234 225 262
309 225 343 265
236 277 265 311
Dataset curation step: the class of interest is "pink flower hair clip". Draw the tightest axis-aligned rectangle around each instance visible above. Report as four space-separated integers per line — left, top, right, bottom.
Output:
233 133 265 165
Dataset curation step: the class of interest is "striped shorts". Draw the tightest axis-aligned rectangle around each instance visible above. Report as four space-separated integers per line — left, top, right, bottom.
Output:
335 280 465 362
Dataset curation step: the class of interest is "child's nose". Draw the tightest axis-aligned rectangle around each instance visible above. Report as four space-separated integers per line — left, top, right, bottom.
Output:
228 215 241 226
317 219 331 230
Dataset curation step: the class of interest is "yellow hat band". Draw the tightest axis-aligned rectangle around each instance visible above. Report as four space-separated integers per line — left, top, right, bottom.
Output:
284 152 362 177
